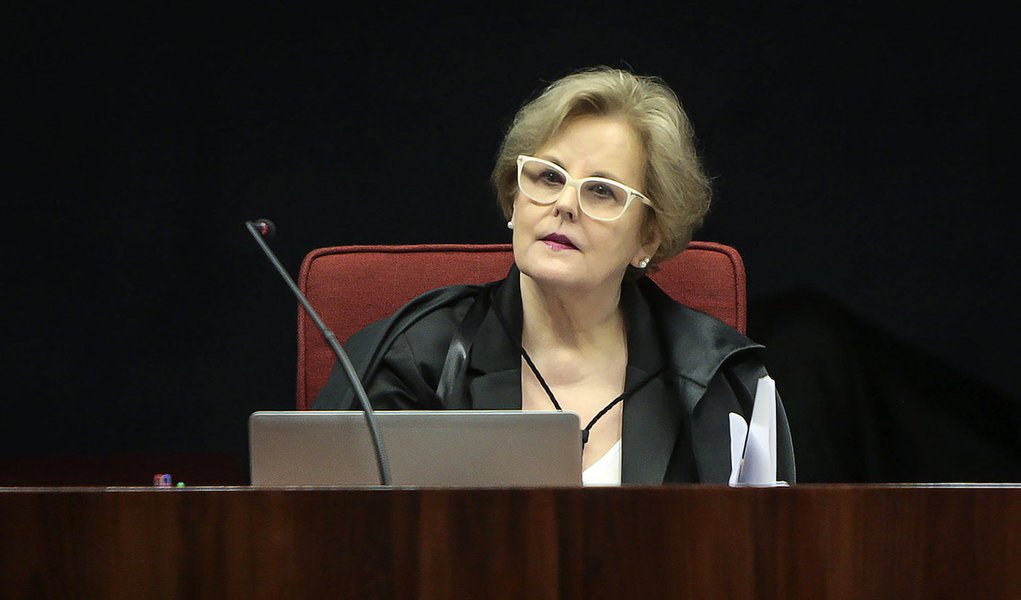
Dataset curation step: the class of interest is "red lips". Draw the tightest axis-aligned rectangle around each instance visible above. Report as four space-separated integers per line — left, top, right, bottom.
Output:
541 233 578 250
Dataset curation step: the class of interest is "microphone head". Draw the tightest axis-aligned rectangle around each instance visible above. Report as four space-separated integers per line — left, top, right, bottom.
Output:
252 219 276 239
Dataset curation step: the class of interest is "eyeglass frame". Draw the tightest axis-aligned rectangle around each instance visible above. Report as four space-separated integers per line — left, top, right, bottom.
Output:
515 155 654 222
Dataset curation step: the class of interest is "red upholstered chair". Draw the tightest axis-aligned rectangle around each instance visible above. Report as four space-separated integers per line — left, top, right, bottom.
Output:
296 242 747 409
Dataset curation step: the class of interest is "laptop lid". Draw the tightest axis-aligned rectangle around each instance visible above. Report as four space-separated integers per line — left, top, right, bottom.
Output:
249 410 583 487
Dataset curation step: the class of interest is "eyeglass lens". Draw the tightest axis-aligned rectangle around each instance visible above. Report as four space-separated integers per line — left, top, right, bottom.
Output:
519 158 630 220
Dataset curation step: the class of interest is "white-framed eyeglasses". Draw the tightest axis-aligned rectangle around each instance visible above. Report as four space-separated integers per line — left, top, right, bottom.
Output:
516 155 653 222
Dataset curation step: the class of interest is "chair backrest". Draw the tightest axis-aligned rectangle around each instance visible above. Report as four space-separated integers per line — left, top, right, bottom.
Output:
296 242 747 409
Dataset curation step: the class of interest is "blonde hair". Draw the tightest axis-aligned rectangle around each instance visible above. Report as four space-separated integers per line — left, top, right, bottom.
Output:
492 67 711 265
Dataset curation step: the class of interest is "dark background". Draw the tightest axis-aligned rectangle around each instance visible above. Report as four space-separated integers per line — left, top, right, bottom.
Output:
5 4 1018 484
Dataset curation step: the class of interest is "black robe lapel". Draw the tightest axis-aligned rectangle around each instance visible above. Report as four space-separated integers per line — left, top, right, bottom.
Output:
467 372 522 410
463 267 523 411
619 280 682 484
682 375 745 483
622 278 764 483
621 371 679 484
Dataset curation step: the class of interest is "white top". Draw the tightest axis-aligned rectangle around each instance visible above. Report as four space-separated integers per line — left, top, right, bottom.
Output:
582 439 622 486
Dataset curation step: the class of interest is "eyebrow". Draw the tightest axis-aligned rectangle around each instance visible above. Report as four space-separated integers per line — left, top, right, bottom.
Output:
536 153 627 184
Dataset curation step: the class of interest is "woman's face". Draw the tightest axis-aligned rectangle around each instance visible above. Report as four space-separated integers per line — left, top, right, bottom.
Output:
511 114 660 293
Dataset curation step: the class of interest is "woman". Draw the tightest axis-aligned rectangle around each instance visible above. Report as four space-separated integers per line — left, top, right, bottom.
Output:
314 67 795 485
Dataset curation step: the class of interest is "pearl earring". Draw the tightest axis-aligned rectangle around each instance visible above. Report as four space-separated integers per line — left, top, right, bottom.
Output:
507 220 514 230
638 257 650 269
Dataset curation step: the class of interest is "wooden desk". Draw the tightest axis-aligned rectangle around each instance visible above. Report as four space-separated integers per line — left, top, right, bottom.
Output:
1 486 1018 599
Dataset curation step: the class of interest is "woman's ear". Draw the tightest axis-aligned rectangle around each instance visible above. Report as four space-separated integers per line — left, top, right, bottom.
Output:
633 218 662 267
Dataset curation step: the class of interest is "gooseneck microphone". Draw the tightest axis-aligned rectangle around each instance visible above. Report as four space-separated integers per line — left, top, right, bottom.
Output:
245 219 392 485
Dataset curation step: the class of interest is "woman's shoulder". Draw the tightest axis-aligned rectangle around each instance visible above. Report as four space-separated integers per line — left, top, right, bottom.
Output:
342 281 495 368
316 282 495 410
631 276 765 385
347 283 481 340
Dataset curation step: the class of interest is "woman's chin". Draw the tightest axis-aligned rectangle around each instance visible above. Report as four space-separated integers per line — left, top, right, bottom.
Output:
517 257 574 284
517 261 611 293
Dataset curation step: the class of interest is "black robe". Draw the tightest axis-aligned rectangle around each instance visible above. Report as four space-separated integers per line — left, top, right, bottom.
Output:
313 267 796 484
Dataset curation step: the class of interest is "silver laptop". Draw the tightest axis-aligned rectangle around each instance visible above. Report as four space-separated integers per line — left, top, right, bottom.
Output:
249 410 583 487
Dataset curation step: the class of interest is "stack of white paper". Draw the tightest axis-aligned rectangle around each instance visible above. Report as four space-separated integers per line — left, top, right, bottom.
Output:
729 376 786 486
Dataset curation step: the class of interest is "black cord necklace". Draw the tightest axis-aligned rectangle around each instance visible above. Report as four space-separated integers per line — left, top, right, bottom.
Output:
493 301 661 445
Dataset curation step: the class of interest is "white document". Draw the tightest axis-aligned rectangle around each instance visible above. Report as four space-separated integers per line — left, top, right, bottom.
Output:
729 376 784 486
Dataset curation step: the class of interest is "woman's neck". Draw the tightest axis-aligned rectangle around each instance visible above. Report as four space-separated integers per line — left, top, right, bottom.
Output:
518 272 625 353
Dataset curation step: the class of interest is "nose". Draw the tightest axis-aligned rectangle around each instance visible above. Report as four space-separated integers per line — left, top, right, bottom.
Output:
553 182 580 221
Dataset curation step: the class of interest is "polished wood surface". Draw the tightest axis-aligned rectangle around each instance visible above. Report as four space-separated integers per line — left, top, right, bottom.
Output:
1 485 1018 599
